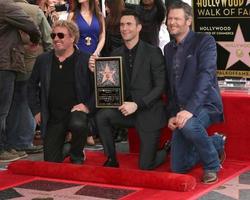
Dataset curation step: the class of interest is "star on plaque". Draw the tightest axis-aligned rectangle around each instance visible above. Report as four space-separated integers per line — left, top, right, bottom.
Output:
100 64 116 85
214 176 250 199
217 25 250 69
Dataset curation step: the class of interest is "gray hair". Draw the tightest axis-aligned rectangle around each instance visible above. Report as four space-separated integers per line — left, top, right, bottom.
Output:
52 20 80 44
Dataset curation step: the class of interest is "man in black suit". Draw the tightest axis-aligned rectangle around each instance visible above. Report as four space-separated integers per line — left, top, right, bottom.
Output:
89 9 168 170
28 20 93 164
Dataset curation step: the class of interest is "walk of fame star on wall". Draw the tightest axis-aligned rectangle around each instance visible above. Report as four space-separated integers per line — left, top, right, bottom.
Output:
217 25 250 70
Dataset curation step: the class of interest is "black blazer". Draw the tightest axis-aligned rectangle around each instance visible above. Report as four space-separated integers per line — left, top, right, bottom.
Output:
111 41 166 132
28 49 94 136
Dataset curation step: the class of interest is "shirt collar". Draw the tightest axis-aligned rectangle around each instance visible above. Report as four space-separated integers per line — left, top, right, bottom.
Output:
125 40 140 54
172 30 194 48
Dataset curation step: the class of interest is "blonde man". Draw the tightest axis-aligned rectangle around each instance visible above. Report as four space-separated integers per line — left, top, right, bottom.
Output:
28 20 94 164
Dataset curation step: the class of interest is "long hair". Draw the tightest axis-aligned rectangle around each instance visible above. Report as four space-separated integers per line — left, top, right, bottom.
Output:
71 0 103 33
105 0 125 31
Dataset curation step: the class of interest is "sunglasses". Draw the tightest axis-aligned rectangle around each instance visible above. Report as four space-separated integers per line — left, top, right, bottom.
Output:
50 32 66 39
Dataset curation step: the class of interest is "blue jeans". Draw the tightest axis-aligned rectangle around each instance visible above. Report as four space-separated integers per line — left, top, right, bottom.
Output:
0 71 16 151
171 109 223 173
6 80 36 149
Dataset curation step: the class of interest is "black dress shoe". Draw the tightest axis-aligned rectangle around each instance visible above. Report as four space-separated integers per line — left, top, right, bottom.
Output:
70 158 83 165
103 158 119 168
163 140 171 153
70 155 84 165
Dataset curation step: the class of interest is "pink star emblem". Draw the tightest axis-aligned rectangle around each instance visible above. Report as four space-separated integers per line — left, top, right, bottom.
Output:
217 25 250 69
100 64 116 85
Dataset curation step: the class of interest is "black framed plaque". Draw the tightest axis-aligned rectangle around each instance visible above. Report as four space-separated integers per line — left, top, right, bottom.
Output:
94 56 124 108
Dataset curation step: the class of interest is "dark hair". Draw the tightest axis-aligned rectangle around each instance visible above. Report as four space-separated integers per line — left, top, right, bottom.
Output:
167 1 193 20
106 0 125 30
71 0 103 33
139 0 166 24
121 9 141 24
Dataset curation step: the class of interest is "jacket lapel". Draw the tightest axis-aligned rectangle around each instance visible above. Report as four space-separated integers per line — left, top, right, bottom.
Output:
122 49 129 84
176 51 188 84
45 52 53 100
115 46 129 85
175 31 195 85
167 55 175 93
131 41 144 85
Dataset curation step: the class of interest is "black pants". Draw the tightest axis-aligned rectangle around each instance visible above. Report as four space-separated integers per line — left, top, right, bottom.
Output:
96 109 167 170
44 111 88 162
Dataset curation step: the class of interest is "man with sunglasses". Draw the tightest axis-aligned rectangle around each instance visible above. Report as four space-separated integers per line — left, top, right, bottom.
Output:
28 20 94 164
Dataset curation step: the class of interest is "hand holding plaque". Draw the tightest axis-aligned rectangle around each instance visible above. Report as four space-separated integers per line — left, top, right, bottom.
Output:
94 57 124 108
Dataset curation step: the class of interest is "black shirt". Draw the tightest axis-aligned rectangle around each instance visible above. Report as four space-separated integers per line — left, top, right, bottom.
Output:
124 42 145 108
48 51 77 123
124 42 139 81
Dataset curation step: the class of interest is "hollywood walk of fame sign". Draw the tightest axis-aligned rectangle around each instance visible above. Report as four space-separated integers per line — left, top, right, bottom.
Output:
192 0 250 78
94 57 124 108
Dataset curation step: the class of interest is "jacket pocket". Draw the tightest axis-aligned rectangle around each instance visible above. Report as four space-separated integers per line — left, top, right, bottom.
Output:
11 47 25 72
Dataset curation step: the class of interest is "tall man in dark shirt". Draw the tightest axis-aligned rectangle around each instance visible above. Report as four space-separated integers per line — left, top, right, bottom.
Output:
89 9 169 170
28 20 93 164
164 1 225 184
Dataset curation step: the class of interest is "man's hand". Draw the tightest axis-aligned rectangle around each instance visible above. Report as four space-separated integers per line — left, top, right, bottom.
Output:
168 117 177 131
88 55 98 72
71 103 89 113
35 112 41 125
118 102 138 116
176 110 193 129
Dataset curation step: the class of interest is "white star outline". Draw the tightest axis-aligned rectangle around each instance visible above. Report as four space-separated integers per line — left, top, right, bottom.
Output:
214 176 250 199
11 185 106 200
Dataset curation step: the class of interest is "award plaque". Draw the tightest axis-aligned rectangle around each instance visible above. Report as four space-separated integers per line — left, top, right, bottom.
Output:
94 56 124 108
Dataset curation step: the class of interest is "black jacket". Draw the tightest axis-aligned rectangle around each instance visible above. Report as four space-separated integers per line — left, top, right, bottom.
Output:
28 49 94 136
111 41 166 131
